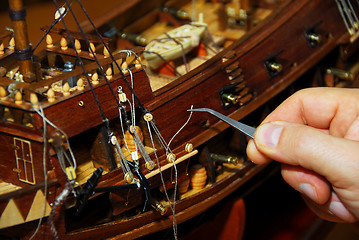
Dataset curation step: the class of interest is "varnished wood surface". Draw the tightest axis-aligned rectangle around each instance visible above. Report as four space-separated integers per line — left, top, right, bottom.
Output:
57 163 262 240
148 0 347 150
40 26 111 43
0 0 124 53
108 164 264 240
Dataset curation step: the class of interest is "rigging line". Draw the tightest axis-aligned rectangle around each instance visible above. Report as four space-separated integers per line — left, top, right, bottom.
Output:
341 0 357 30
197 39 217 55
150 121 171 154
132 129 152 167
65 0 174 231
60 0 119 109
117 87 132 131
146 121 178 240
347 0 359 23
346 0 359 31
203 25 219 53
128 68 136 127
34 106 77 171
115 142 132 178
63 151 74 168
119 107 131 154
155 126 172 155
164 32 189 72
119 54 136 134
67 1 149 135
146 122 168 200
53 0 108 124
142 50 182 76
336 0 352 34
172 161 178 240
149 122 166 148
114 143 132 180
119 49 156 83
127 68 140 159
168 105 193 148
32 1 72 53
75 0 147 114
32 18 59 53
147 121 166 148
28 106 48 240
125 99 139 154
147 120 177 239
114 148 125 174
56 148 67 173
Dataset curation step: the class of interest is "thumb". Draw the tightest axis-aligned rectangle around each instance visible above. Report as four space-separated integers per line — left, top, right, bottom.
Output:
253 121 359 187
253 121 359 221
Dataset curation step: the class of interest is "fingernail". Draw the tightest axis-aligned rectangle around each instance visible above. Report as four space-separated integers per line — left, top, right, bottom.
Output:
255 123 283 148
299 183 318 202
329 201 351 220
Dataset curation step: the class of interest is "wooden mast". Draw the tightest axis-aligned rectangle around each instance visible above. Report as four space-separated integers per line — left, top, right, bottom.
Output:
8 0 35 82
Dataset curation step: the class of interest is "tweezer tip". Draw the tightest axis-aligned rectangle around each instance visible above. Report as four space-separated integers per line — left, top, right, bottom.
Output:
187 108 207 112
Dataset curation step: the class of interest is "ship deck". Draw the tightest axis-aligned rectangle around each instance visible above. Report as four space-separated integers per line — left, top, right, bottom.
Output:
0 181 21 195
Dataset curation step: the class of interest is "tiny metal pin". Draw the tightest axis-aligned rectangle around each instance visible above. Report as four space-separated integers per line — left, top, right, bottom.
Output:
188 108 256 139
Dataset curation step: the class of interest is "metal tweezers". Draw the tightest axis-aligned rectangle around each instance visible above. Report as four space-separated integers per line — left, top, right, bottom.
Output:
188 108 256 139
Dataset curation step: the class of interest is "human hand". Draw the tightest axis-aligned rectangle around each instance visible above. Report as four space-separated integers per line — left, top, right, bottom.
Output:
246 87 359 223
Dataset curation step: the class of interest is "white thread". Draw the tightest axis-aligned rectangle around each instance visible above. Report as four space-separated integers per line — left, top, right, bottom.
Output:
118 106 131 154
114 144 132 180
34 106 77 172
119 50 152 87
146 120 178 240
128 68 136 126
117 50 178 238
150 121 171 154
168 105 193 148
133 129 153 166
125 100 139 157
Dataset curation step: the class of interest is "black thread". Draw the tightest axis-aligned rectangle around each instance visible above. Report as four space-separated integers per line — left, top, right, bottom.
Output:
15 44 33 60
76 0 148 114
32 9 67 53
8 8 26 21
52 0 108 123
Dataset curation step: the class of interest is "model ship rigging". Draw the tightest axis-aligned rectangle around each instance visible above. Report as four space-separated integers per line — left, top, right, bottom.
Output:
0 0 358 239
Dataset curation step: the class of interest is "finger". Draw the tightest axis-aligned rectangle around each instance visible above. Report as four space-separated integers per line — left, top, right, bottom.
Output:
246 139 271 164
302 195 345 222
281 164 331 204
345 116 359 141
254 121 359 219
253 121 359 187
303 192 357 223
263 88 359 137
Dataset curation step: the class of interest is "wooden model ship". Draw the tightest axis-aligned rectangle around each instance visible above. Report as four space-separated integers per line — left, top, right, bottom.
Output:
0 0 359 239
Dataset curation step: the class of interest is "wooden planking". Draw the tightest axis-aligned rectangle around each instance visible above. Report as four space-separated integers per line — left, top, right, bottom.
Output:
0 189 52 229
41 70 154 138
0 199 24 229
0 182 21 195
